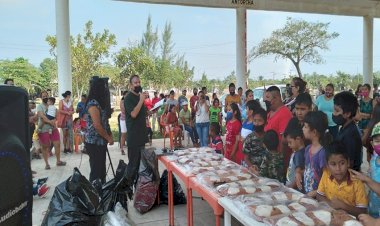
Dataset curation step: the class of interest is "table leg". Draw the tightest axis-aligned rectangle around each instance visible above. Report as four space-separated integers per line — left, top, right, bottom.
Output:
215 214 221 226
224 210 231 226
168 170 174 226
187 188 193 226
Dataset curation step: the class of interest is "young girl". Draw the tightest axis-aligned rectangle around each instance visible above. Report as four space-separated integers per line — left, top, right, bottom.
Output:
225 103 242 164
73 117 82 153
209 122 223 154
301 111 331 197
362 103 380 162
209 98 221 127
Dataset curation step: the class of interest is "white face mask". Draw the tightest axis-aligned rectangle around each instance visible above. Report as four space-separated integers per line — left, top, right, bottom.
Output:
31 109 37 114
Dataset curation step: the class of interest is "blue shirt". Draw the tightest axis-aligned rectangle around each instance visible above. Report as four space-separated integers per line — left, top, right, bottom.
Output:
303 145 326 193
286 147 305 186
77 101 86 118
315 95 336 127
84 99 111 146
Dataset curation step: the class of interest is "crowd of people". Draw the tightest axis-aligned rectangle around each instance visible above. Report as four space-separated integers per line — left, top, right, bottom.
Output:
8 74 380 224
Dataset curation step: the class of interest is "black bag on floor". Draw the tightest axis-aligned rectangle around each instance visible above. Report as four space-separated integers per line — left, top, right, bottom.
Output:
133 148 160 213
41 168 103 226
100 160 130 213
159 170 187 205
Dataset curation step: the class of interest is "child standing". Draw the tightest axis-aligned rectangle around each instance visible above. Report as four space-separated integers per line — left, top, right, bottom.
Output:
256 129 285 183
243 107 267 169
333 91 362 171
73 117 83 153
225 103 242 164
209 98 221 127
302 111 330 197
209 122 223 154
284 117 305 190
317 142 368 217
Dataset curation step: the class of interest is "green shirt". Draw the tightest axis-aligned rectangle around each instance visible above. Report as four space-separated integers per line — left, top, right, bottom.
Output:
179 109 191 125
209 106 221 123
124 92 148 148
37 103 53 133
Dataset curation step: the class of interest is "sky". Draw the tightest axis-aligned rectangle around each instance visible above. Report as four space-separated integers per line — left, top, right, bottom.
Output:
0 0 379 80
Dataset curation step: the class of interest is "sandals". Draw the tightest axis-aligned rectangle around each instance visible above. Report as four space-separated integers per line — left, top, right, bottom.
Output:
45 165 51 170
56 161 66 166
121 150 126 155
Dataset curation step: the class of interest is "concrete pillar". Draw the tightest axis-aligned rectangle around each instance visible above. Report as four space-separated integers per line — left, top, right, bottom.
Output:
236 8 247 91
56 0 72 97
363 16 373 87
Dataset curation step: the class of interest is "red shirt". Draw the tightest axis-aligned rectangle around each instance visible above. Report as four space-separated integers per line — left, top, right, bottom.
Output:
190 95 199 112
152 97 160 106
144 98 153 110
265 105 292 142
225 119 242 147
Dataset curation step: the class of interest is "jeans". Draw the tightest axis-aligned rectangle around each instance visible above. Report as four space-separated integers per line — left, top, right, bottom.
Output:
127 146 143 186
183 125 196 144
86 143 107 184
196 122 210 147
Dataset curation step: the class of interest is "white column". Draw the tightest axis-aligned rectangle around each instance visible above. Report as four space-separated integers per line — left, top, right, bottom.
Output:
236 8 247 91
56 0 72 97
363 16 373 87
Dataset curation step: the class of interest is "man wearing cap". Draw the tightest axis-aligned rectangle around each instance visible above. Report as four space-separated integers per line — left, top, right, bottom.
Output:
178 89 188 111
179 101 197 146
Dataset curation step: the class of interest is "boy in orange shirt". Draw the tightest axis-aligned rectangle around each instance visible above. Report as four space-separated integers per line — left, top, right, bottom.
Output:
317 142 368 217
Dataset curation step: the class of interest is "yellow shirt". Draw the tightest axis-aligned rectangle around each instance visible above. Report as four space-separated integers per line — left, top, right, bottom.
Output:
317 169 368 208
225 94 241 111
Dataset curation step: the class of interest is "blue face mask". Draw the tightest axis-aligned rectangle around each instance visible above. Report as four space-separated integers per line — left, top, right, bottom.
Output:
226 111 233 121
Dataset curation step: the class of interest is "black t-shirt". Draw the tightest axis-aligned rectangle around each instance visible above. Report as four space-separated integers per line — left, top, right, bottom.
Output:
336 121 362 171
125 92 148 148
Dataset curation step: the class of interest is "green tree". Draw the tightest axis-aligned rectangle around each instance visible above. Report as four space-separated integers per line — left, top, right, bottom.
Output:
46 21 117 98
39 58 57 94
140 15 159 57
114 46 155 87
250 18 339 78
161 22 175 61
0 57 42 93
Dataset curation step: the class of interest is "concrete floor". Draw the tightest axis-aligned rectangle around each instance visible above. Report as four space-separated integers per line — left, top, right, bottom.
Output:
31 139 243 226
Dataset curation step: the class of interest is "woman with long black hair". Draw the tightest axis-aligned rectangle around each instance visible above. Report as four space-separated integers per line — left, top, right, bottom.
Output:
85 76 113 183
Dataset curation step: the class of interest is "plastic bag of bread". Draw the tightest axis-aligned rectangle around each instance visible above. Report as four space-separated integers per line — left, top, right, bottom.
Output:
246 203 293 221
216 178 283 197
190 160 239 175
264 209 363 226
196 168 254 187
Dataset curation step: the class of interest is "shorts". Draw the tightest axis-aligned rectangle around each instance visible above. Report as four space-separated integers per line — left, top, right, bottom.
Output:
120 119 127 133
38 128 60 146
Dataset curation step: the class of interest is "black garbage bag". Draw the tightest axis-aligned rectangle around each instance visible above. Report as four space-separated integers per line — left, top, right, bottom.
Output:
41 168 103 226
133 148 160 213
99 160 130 213
159 170 187 205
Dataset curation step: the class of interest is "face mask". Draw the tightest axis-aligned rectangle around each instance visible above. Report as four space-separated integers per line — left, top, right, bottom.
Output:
374 144 380 155
226 111 233 121
332 114 346 126
31 108 37 114
325 92 332 98
255 125 265 133
362 91 369 98
42 98 48 104
134 86 142 93
264 100 272 111
230 91 235 96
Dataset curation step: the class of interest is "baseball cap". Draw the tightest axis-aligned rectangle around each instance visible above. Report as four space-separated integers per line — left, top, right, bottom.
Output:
371 122 380 137
181 101 188 106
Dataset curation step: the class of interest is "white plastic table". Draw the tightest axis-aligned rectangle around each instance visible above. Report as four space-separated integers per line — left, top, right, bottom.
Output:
218 197 267 226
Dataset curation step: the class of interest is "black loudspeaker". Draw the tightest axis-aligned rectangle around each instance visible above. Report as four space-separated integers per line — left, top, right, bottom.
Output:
0 85 32 226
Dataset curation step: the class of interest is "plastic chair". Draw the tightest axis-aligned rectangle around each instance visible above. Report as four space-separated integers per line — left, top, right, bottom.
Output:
160 114 174 150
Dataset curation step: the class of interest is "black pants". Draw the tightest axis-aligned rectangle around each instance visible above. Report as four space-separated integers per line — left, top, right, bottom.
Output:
147 128 153 140
86 143 107 183
127 146 143 186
